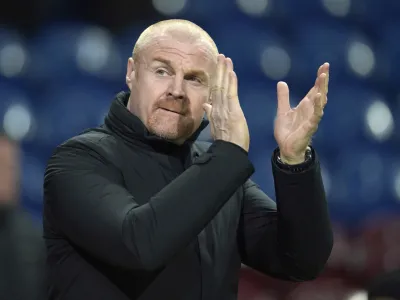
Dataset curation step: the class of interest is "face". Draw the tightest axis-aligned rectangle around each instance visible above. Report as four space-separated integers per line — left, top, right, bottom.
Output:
126 32 216 144
0 137 18 205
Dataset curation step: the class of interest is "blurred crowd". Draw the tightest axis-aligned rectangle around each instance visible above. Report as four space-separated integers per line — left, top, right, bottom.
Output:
0 133 45 300
1 0 400 299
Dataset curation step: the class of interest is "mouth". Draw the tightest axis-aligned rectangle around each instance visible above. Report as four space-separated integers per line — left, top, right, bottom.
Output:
159 108 183 115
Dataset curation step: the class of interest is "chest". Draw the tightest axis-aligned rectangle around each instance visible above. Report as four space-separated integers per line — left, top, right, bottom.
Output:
116 142 243 252
108 140 244 295
119 147 185 204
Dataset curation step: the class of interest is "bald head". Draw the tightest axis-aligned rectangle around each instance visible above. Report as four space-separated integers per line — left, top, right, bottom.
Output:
132 19 218 62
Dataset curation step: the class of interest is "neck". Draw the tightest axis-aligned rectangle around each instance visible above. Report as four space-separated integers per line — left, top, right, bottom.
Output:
126 96 133 114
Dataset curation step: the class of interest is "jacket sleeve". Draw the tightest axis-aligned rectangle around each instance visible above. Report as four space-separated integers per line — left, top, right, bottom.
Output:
238 148 333 281
44 139 254 271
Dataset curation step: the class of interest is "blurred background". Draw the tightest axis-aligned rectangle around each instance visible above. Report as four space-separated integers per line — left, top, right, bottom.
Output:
1 0 400 299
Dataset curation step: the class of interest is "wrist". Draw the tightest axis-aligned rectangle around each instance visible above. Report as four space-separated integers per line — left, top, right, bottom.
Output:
278 147 311 165
279 154 305 165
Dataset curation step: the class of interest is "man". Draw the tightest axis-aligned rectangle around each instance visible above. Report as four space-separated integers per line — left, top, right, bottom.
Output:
43 19 333 300
0 132 45 300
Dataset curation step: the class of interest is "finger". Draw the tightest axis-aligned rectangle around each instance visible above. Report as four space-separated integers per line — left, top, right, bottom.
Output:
307 62 330 99
277 81 291 114
203 103 212 120
320 63 330 94
310 93 324 125
310 72 326 102
306 76 320 100
225 57 233 73
324 64 330 94
319 73 329 106
228 70 238 97
307 64 327 98
203 103 215 137
215 54 225 88
210 54 226 105
227 70 239 111
317 62 329 77
317 73 326 92
222 57 233 97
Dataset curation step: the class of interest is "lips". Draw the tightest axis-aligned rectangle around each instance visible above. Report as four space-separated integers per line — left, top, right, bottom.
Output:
159 107 184 115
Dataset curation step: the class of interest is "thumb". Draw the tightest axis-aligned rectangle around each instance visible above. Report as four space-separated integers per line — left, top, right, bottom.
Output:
203 103 212 120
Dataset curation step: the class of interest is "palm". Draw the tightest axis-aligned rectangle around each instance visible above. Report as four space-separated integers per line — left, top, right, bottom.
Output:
273 63 330 159
274 97 315 156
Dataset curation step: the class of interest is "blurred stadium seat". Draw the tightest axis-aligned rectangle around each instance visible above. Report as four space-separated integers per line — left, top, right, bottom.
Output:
290 22 359 87
34 80 114 147
179 0 240 24
27 22 124 88
212 22 288 81
0 28 29 83
377 21 400 88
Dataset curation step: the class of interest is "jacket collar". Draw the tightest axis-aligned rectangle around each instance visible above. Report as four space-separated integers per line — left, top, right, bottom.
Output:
104 91 209 154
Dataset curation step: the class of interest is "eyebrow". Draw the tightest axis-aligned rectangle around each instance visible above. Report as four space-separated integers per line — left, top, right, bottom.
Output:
153 57 173 66
152 57 209 80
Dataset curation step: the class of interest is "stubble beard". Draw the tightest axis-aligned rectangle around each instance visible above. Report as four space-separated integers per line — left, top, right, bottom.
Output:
147 111 194 143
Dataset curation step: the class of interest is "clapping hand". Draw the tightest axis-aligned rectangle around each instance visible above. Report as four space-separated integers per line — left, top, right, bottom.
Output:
274 63 330 164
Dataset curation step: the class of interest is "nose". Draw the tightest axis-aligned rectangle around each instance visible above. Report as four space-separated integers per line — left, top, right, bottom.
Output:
168 74 185 100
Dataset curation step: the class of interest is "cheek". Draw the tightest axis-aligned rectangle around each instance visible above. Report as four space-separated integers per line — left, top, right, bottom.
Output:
189 93 208 118
136 78 165 110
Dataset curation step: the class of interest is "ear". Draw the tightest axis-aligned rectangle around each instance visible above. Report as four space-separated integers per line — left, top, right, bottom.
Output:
126 57 135 90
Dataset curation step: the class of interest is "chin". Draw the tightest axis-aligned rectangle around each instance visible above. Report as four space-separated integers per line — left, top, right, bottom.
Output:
147 116 194 143
152 126 180 140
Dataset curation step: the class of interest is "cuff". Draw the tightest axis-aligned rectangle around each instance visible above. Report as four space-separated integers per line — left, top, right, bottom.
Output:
272 146 315 173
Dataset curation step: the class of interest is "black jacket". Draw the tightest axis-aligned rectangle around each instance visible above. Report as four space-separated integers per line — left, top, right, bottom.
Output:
43 91 333 300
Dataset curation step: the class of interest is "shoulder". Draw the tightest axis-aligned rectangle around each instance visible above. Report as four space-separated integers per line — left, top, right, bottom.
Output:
59 127 115 151
45 128 123 176
44 129 125 189
53 127 122 160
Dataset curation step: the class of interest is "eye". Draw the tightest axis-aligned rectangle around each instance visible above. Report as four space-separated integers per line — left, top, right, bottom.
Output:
155 68 169 76
186 75 202 83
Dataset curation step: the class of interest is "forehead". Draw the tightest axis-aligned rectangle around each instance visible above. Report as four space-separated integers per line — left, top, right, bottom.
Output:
140 35 217 74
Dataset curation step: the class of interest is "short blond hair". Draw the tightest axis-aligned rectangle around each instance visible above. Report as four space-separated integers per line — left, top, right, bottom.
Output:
132 19 218 60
